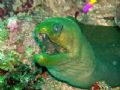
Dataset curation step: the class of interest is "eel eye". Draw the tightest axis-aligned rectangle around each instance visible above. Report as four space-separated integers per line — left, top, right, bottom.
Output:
53 23 63 32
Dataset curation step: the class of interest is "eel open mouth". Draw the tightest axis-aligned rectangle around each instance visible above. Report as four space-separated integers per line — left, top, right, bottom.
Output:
37 33 67 54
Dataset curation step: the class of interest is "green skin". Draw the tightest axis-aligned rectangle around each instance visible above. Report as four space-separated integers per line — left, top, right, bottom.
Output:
33 17 120 89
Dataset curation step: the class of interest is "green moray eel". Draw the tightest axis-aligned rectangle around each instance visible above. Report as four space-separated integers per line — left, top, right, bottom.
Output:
33 16 120 89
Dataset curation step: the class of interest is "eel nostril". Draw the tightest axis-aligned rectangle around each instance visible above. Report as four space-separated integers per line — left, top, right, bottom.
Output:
37 33 43 42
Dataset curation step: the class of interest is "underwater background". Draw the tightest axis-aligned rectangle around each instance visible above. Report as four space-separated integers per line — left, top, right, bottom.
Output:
0 0 120 90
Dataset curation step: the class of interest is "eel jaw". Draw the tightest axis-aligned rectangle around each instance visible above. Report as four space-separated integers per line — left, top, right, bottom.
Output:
38 33 67 54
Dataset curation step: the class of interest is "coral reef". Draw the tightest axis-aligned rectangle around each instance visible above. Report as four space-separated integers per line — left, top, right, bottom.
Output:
7 16 18 31
0 0 120 90
0 20 9 46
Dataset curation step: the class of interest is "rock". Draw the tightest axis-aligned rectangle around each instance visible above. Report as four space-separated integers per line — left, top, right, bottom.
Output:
115 4 120 27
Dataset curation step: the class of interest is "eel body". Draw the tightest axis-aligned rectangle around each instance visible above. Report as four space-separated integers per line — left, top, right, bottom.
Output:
33 17 120 89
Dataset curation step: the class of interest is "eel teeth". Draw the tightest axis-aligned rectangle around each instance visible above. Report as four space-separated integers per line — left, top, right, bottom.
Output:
42 33 47 41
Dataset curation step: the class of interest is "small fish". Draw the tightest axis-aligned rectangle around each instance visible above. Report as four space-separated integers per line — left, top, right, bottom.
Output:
83 3 93 13
83 0 96 13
